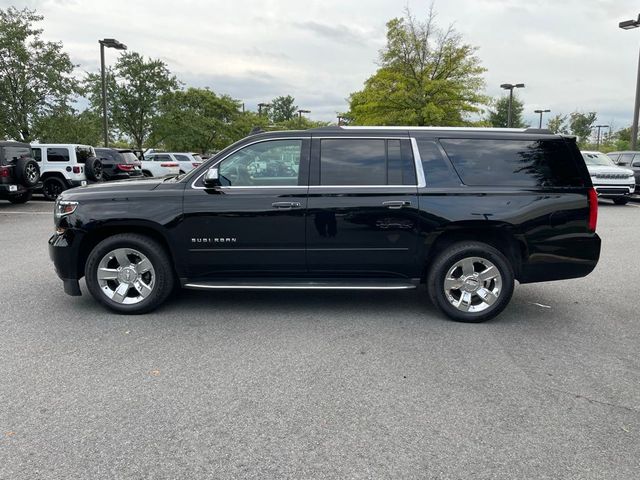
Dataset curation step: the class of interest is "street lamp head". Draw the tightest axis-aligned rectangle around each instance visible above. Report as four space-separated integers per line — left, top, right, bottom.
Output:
500 83 525 90
534 109 551 113
100 38 127 50
298 109 311 114
515 83 525 88
619 15 640 30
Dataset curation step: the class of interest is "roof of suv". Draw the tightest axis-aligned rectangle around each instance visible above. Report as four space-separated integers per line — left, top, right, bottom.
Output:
0 141 30 148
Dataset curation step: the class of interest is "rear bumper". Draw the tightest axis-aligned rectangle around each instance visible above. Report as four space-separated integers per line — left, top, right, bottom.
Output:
519 234 601 284
0 183 30 197
49 229 84 295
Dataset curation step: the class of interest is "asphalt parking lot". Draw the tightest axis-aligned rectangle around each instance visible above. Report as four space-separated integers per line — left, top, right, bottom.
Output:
1 198 639 479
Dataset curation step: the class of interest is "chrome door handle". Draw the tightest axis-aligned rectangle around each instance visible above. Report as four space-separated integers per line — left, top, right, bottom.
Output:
272 201 301 209
382 200 411 209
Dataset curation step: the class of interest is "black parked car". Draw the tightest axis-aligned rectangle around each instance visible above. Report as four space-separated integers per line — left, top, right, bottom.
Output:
94 148 143 180
606 150 640 190
49 126 601 323
0 141 40 203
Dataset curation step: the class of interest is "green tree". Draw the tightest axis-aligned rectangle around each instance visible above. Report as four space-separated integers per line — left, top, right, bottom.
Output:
486 95 526 128
0 7 78 141
269 95 297 123
569 111 597 145
347 6 486 126
33 107 102 145
547 113 569 134
154 88 241 153
86 52 179 149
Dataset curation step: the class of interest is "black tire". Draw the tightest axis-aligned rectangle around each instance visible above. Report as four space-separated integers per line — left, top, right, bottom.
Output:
8 191 33 204
613 198 629 205
85 233 175 314
142 170 152 177
85 157 103 182
42 176 67 201
427 241 515 323
15 158 40 187
179 170 185 175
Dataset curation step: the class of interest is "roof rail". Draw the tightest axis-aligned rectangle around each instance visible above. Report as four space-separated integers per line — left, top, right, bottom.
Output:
523 127 553 134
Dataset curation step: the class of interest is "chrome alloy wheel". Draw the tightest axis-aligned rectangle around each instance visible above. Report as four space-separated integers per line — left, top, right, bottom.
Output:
443 256 502 313
26 163 38 183
97 248 155 304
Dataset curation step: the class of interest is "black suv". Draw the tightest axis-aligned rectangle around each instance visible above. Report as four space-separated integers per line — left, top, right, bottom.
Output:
49 127 601 322
0 141 40 203
94 148 143 181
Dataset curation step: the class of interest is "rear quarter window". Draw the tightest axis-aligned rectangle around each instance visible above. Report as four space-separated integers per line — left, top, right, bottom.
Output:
440 138 584 187
46 148 70 162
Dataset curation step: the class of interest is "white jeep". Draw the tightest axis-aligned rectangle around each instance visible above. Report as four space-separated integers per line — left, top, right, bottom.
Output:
31 144 103 200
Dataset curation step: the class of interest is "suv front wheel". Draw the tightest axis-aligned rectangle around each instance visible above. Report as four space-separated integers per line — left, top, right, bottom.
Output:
427 242 515 323
85 234 175 314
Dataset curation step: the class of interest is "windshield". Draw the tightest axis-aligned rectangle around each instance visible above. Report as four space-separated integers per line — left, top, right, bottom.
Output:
582 152 615 167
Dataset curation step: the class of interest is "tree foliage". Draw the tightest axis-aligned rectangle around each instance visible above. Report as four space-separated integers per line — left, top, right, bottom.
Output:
546 114 569 134
86 52 179 149
348 6 486 126
486 94 526 128
269 95 298 123
569 112 597 144
34 107 102 145
0 7 78 141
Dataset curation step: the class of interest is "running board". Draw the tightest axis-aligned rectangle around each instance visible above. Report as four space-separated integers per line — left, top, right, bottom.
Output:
183 278 419 291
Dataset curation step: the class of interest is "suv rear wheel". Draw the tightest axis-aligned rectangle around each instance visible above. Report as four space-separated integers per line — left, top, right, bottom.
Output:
42 177 66 200
427 242 514 323
85 157 103 182
85 234 175 314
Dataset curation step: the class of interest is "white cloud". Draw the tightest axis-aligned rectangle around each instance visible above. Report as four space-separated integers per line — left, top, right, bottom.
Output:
3 0 639 128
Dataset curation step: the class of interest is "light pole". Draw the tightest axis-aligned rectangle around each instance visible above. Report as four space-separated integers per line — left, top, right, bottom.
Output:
297 109 310 125
99 38 127 147
534 109 551 129
595 124 609 149
257 102 271 116
619 14 640 149
500 83 525 127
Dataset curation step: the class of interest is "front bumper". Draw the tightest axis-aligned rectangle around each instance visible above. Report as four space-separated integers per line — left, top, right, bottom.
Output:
49 229 84 296
593 184 635 198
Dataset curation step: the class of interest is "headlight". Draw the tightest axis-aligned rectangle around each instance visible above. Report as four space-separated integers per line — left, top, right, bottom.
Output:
55 199 78 218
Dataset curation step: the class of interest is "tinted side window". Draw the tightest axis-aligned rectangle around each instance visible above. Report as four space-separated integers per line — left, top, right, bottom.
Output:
174 154 190 162
440 139 583 187
32 148 42 162
2 147 30 164
416 140 461 187
47 148 70 162
387 139 416 185
320 139 386 185
153 155 172 162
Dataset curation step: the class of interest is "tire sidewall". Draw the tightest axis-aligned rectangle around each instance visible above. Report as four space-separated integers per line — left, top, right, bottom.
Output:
42 177 66 200
16 158 40 187
85 235 174 314
428 242 514 323
85 157 103 182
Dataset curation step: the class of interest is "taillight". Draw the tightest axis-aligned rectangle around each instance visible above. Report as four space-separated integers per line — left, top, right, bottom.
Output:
588 187 598 232
117 164 134 171
73 166 81 174
160 163 179 167
0 166 10 178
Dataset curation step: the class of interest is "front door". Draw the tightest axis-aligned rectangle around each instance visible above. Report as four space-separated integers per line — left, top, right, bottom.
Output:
182 138 310 278
306 136 421 277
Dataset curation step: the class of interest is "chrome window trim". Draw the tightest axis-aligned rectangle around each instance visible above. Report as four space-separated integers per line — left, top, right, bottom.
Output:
190 135 425 190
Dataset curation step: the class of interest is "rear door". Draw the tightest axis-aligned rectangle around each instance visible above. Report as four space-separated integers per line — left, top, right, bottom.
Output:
306 136 421 277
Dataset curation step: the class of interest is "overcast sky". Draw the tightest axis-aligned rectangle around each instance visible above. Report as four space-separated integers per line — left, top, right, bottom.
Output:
4 0 640 129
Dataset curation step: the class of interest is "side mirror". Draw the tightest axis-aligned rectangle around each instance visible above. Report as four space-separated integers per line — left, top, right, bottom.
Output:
203 167 221 187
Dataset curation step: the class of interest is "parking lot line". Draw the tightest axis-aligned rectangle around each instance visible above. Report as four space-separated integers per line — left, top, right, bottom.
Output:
628 203 640 209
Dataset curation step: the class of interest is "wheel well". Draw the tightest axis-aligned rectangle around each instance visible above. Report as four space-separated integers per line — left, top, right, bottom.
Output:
77 226 177 279
41 172 67 182
423 228 526 281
